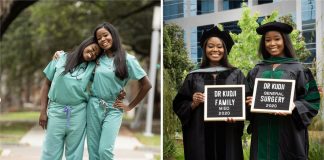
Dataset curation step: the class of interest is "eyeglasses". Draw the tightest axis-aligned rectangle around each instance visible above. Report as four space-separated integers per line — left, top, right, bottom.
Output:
70 64 88 80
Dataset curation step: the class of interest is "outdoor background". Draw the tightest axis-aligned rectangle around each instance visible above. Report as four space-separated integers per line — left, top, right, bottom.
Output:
163 2 324 160
0 0 161 160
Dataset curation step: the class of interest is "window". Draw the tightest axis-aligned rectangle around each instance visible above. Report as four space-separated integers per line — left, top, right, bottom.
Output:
190 28 198 63
163 0 184 20
258 0 273 5
301 0 316 62
191 24 214 63
221 21 241 34
197 0 214 15
301 0 315 21
223 0 247 10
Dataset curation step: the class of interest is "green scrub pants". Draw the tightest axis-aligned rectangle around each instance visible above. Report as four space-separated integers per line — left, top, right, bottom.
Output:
41 101 87 160
86 97 123 160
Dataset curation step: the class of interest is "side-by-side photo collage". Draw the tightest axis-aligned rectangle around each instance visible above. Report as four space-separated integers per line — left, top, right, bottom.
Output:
0 0 323 160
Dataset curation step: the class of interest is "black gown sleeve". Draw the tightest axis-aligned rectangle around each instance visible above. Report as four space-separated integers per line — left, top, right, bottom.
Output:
235 69 251 125
234 69 250 97
292 68 320 129
245 67 264 135
246 67 259 97
245 67 259 123
173 74 195 127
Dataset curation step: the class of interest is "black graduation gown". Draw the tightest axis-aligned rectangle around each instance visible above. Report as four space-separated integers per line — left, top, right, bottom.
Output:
173 68 248 160
246 62 320 160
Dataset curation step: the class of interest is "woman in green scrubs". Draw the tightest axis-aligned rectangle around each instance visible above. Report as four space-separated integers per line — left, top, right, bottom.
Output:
39 36 100 160
87 22 152 160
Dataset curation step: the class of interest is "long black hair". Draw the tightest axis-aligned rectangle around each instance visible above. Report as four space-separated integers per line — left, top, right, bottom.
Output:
200 37 234 68
93 22 128 80
62 36 99 75
258 32 297 59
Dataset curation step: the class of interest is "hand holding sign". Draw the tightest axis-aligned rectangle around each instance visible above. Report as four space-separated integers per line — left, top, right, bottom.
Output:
193 92 204 103
246 96 253 106
192 92 205 109
271 102 296 116
251 78 295 114
225 117 236 123
272 112 289 116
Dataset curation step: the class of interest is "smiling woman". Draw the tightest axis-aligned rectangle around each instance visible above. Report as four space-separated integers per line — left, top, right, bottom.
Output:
82 43 100 61
264 31 285 57
173 25 248 160
86 22 152 160
39 36 101 160
205 37 225 66
246 21 321 160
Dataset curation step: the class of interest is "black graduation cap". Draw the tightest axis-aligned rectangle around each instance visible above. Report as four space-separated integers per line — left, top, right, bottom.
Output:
199 26 234 54
256 21 293 35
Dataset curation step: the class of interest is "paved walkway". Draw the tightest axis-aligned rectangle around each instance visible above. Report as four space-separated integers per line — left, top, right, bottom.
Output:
0 125 160 160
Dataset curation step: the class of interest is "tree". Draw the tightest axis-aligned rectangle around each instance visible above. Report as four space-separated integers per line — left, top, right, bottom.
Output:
228 4 263 75
163 24 194 159
163 24 194 90
0 0 38 38
163 71 177 158
228 3 311 74
278 14 311 61
0 0 159 111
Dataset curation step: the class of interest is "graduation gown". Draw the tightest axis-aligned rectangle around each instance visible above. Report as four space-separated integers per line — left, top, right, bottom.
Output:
173 67 248 160
246 61 320 160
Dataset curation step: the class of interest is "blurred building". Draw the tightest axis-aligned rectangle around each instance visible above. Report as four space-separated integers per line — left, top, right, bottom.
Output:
164 0 324 88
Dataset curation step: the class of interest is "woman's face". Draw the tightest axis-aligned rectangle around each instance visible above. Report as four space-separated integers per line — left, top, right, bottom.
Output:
96 27 113 51
205 37 224 66
83 43 100 61
265 31 285 57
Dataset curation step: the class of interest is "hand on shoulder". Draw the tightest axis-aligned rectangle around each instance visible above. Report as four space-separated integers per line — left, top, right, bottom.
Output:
52 50 65 60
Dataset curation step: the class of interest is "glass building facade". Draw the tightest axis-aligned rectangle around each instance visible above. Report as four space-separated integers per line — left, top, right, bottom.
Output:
258 0 273 5
190 24 214 63
301 0 316 62
163 0 214 20
164 0 319 64
163 0 184 20
221 21 240 34
223 0 247 10
197 0 214 15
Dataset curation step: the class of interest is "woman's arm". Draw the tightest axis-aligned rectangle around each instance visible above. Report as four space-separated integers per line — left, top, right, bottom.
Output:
39 78 51 129
291 68 320 129
114 76 152 111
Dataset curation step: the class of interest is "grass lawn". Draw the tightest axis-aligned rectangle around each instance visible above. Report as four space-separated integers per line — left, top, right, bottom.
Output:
133 132 160 160
0 122 35 143
0 111 38 144
309 130 324 142
174 141 184 160
134 133 160 146
0 111 39 121
154 154 160 160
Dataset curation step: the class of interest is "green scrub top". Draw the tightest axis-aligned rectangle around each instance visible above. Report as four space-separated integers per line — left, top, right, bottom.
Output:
43 52 95 105
90 54 147 101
